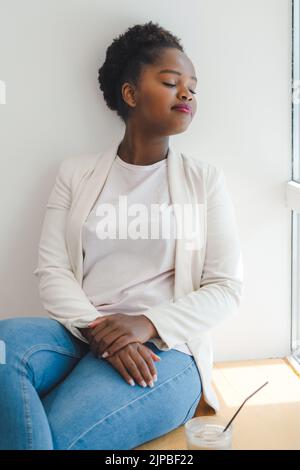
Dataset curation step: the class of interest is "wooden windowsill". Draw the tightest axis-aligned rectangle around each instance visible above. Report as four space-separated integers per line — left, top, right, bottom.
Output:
135 358 300 450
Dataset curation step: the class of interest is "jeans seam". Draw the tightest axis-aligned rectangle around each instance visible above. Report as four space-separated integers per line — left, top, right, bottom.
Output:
67 358 196 450
19 344 82 449
181 391 202 424
20 344 83 365
20 370 33 449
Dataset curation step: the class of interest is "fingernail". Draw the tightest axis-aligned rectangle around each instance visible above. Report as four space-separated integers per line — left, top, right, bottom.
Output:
102 351 108 358
129 379 135 386
153 374 157 382
140 380 147 388
148 381 154 388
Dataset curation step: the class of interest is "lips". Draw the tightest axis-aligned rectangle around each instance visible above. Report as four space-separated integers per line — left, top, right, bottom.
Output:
172 104 192 114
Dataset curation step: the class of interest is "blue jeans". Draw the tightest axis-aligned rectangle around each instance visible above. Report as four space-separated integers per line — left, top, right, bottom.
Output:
0 316 202 450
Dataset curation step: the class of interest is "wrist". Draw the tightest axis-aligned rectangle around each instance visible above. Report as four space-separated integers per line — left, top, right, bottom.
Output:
140 315 158 340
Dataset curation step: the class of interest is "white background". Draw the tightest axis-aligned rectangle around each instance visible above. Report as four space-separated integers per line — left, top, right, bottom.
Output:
0 0 292 361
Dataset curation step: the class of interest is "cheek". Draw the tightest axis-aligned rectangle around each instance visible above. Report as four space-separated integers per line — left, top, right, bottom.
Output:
140 88 171 116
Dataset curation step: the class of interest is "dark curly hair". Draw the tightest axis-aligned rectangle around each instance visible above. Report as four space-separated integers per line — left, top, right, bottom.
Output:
98 21 184 123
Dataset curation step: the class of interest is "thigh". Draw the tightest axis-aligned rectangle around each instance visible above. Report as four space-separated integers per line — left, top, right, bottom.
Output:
0 316 89 396
42 343 202 450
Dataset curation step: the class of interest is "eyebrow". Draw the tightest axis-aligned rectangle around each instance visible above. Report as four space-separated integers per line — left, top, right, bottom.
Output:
158 69 197 82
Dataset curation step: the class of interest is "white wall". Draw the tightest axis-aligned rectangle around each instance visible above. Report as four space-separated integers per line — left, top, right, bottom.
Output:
0 0 292 361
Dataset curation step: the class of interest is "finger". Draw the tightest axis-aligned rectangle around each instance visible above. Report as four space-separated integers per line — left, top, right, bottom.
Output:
95 328 125 357
149 350 161 361
127 348 154 387
109 355 136 387
89 320 109 351
89 321 113 352
90 318 109 337
119 349 148 387
101 335 135 358
138 345 157 379
142 346 161 362
103 343 162 361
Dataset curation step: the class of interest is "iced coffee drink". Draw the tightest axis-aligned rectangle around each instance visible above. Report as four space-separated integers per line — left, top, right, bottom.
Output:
184 417 232 450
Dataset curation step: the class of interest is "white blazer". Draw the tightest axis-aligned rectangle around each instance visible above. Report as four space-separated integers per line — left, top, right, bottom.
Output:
33 138 244 412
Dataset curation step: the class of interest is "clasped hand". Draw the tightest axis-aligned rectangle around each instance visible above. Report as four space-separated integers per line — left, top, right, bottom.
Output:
86 313 160 388
87 313 157 359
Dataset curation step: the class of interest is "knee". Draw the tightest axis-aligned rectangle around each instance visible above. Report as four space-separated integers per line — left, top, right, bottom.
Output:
0 318 28 367
0 317 53 359
0 317 36 342
0 317 24 341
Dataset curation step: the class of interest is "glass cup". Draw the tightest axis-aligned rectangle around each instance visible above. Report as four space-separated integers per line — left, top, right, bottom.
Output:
184 416 233 450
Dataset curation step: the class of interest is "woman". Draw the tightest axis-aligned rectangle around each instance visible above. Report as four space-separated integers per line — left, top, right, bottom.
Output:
0 21 243 450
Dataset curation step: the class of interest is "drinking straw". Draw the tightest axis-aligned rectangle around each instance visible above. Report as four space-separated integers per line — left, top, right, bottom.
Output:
222 381 269 433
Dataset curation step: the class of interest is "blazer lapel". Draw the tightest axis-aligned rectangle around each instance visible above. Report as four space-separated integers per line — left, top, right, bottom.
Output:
167 146 193 300
68 140 120 282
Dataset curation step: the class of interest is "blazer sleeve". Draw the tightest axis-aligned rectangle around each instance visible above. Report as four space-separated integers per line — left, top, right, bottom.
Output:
142 165 244 351
33 157 103 343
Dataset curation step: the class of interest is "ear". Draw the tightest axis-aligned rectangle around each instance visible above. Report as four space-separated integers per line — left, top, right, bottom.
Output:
121 82 137 109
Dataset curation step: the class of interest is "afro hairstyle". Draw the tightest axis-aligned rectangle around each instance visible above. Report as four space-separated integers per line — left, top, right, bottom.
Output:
98 21 184 122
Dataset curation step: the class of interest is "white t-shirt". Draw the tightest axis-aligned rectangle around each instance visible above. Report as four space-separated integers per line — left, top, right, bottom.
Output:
82 154 192 356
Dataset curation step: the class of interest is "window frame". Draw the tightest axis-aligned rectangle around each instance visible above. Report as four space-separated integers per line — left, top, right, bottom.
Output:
287 0 300 367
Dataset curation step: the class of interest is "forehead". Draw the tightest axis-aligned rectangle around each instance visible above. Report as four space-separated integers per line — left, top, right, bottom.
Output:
142 48 196 79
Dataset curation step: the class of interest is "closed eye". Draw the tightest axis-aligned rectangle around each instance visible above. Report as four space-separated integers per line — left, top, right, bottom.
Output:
162 82 197 95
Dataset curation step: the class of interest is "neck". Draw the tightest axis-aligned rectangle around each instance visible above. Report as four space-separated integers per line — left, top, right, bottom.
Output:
117 123 169 166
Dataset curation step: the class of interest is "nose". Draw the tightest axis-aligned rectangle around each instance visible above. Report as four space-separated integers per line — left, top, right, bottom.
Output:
178 89 193 101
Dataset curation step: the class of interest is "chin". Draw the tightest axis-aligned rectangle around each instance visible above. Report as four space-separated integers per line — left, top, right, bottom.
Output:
169 124 190 136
